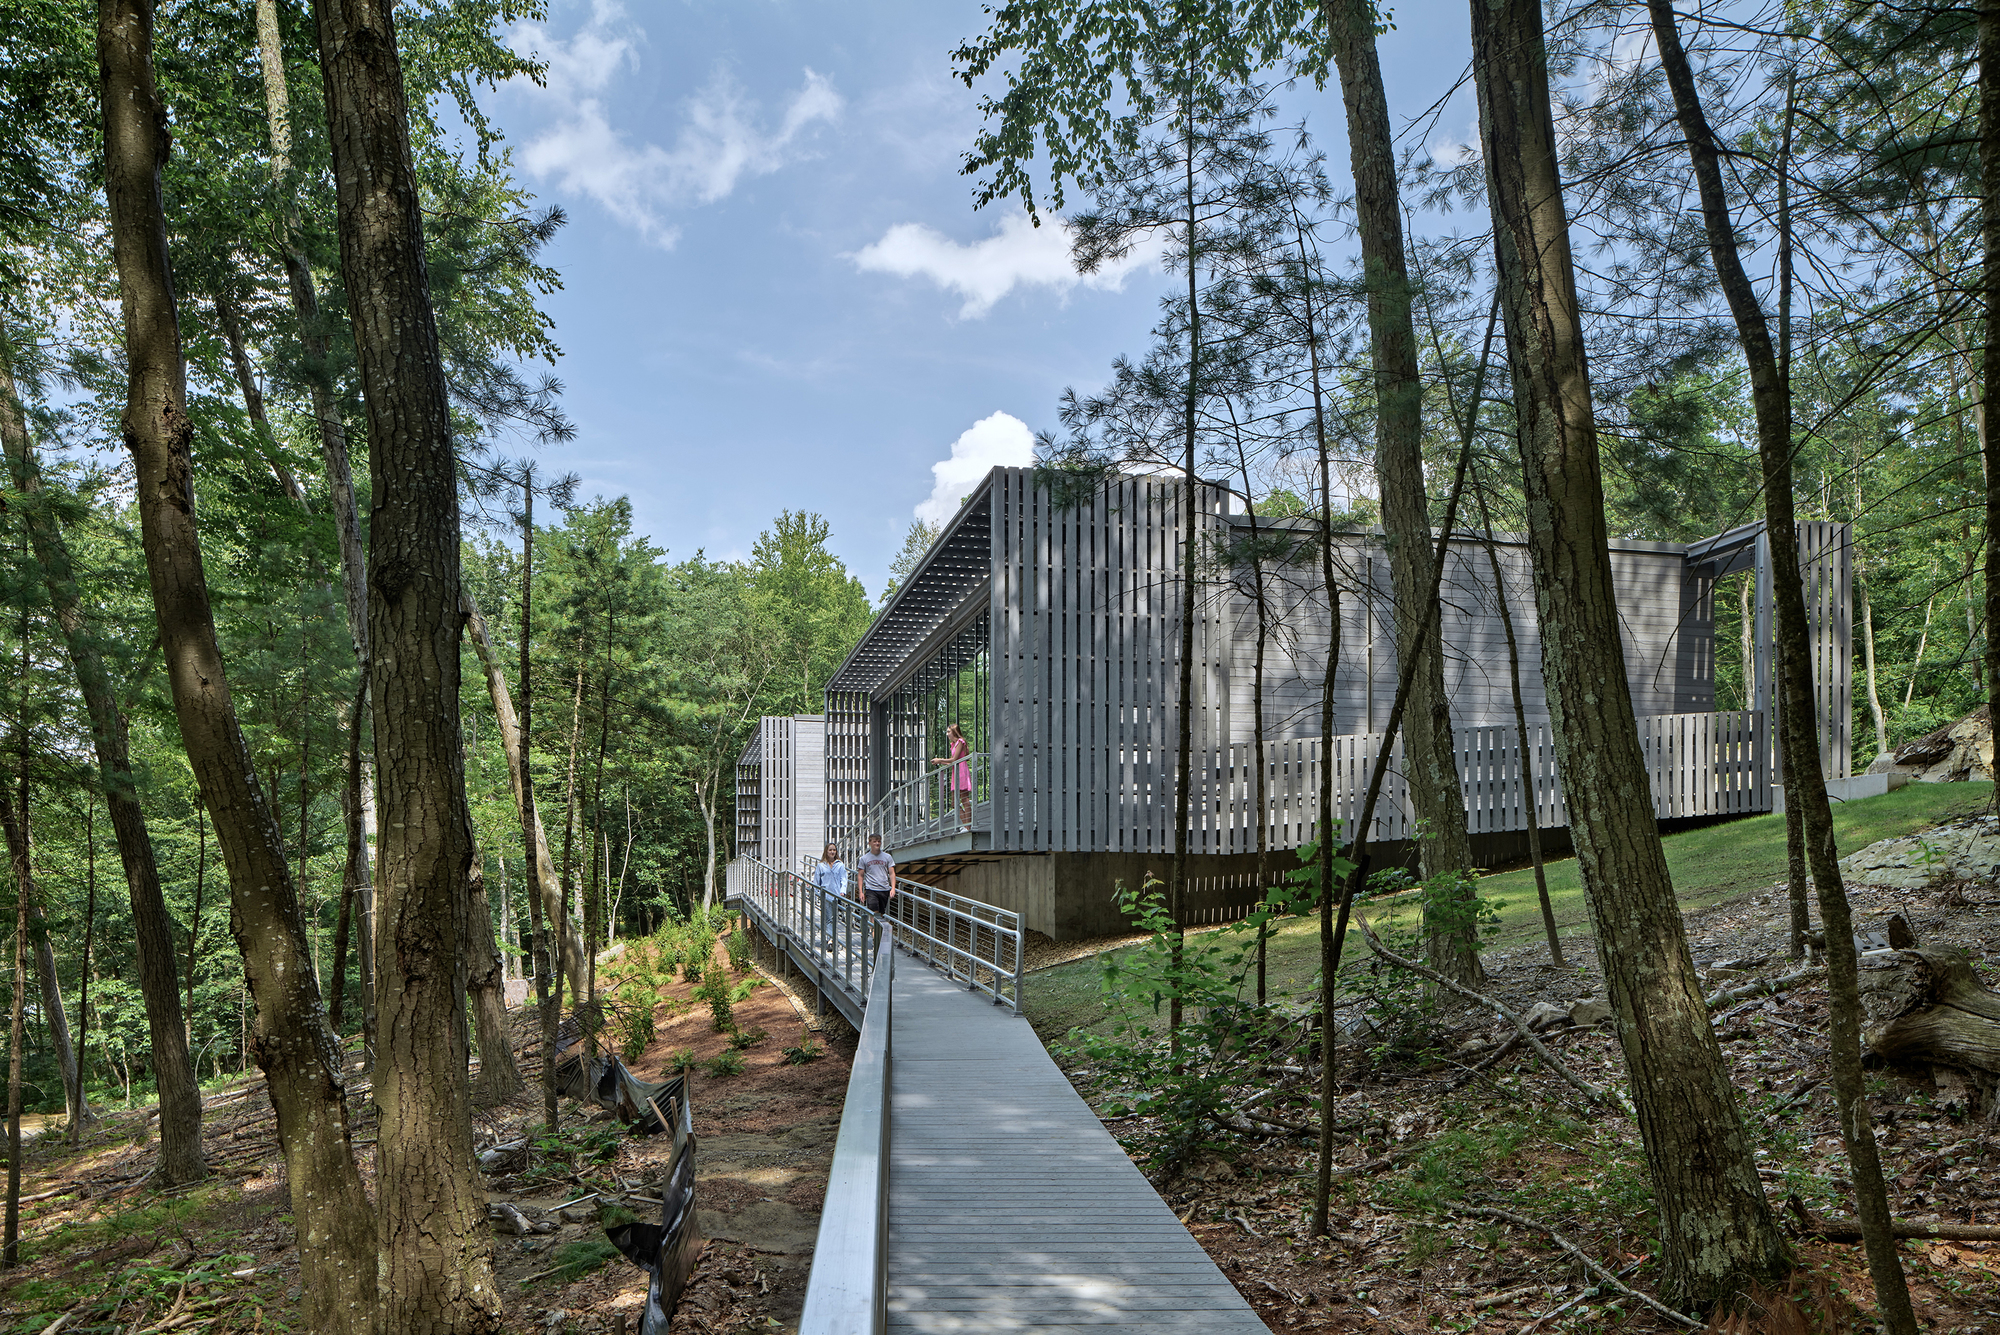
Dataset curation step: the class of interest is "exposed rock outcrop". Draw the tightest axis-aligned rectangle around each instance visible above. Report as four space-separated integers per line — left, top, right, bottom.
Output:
1838 815 2000 891
1866 705 1993 783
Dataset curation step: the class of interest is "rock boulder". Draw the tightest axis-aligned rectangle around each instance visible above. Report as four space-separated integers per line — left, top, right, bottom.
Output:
1866 706 1993 783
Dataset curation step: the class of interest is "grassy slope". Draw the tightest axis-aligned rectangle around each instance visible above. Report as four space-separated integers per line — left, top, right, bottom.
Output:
1025 780 1995 1043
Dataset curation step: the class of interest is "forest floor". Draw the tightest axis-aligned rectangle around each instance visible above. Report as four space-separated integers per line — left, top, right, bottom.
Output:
6 784 1997 1335
0 935 854 1334
1029 781 2000 1333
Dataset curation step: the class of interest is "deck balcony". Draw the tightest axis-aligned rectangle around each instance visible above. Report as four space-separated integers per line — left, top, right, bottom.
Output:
862 752 991 858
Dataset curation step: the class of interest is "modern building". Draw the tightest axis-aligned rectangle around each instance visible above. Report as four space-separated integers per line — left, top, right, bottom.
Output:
734 714 826 877
733 466 1849 940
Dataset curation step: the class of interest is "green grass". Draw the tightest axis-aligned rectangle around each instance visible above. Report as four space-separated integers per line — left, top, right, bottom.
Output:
1477 779 1993 946
1024 780 1993 1043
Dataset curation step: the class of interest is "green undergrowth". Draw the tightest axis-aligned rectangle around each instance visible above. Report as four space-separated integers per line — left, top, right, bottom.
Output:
1025 781 1993 1044
1474 779 1994 944
1 1184 275 1332
531 1237 622 1286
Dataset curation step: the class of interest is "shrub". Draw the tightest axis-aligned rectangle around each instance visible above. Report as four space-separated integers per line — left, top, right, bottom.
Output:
697 970 735 1033
539 1237 621 1284
727 1027 768 1050
616 1001 655 1063
781 1039 824 1065
664 1048 697 1075
1060 870 1329 1176
725 923 752 974
704 1050 746 1078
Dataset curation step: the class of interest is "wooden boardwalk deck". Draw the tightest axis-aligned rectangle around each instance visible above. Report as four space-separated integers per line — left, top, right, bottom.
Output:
886 960 1269 1333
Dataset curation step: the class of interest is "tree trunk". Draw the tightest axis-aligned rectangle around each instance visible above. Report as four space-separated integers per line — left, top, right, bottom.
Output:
1982 0 2000 912
257 0 378 1064
1858 574 1889 760
466 859 522 1102
463 588 587 987
1473 483 1564 968
0 337 201 1180
357 766 378 1063
1863 948 2000 1075
517 478 562 1132
1738 577 1754 711
1169 77 1199 1047
95 5 375 1325
587 637 612 1008
3 876 23 1267
1229 426 1274 1007
1778 664 1811 961
561 664 585 931
1301 219 1345 1241
698 779 719 910
73 801 98 1148
1473 0 1789 1306
498 854 514 979
1324 0 1478 983
0 782 91 1133
1646 4 1910 1322
330 674 367 1033
185 811 205 1040
310 0 502 1320
0 694 89 1135
212 293 308 503
255 0 369 663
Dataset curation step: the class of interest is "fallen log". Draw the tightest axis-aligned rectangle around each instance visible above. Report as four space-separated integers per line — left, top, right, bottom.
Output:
1352 911 1624 1113
1705 967 1821 1011
1787 1196 2000 1243
1861 948 2000 1077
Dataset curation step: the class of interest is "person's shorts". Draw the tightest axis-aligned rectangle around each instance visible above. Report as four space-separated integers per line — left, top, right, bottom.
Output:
864 889 893 915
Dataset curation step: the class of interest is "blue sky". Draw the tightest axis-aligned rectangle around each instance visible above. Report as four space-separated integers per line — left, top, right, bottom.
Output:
480 1 1480 597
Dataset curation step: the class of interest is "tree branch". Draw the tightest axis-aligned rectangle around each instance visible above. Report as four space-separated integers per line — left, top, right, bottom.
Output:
1353 910 1626 1113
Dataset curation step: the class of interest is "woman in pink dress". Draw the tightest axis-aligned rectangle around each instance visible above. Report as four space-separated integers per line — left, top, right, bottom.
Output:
932 723 973 827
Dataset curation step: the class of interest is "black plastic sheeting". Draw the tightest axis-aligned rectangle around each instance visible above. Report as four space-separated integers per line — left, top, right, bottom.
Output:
603 1072 701 1335
553 1045 679 1136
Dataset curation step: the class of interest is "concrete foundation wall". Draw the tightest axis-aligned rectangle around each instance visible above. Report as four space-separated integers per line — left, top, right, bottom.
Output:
900 816 1761 941
900 850 1308 940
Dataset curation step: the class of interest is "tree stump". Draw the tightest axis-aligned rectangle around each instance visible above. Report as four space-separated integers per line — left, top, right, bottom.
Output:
1862 949 2000 1117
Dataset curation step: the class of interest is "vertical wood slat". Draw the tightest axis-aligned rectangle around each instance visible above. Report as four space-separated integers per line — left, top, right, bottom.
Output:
969 470 1812 865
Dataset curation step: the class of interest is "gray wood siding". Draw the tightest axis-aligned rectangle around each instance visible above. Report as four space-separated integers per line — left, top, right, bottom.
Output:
825 689 870 848
990 468 1233 855
1220 532 1714 738
834 466 1846 856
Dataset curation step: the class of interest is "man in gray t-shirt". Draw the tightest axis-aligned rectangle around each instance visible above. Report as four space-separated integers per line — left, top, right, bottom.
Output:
857 835 897 914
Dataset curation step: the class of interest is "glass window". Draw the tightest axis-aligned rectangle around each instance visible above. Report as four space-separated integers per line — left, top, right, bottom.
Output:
884 612 989 794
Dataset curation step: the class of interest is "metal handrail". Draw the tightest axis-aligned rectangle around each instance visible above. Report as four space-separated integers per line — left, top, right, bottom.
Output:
798 932 892 1335
732 859 886 1023
881 875 1024 1012
865 752 990 849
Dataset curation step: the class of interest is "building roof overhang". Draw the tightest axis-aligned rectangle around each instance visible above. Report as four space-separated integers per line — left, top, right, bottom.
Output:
826 470 996 696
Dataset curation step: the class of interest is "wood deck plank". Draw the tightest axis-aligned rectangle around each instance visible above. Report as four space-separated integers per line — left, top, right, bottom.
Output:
886 957 1268 1335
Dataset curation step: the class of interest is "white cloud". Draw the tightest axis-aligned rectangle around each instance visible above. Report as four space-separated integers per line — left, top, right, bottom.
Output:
917 413 1037 525
507 4 842 245
851 213 1162 318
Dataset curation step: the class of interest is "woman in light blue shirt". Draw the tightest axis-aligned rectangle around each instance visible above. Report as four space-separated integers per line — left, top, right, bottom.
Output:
812 843 847 942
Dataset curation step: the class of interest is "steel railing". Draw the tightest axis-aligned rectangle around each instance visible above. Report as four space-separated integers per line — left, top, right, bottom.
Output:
731 859 887 1028
739 860 1021 1333
797 931 892 1335
880 875 1023 1012
864 752 991 850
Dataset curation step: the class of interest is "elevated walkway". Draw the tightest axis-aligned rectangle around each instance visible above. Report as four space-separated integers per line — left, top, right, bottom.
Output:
730 857 1266 1334
887 962 1266 1333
